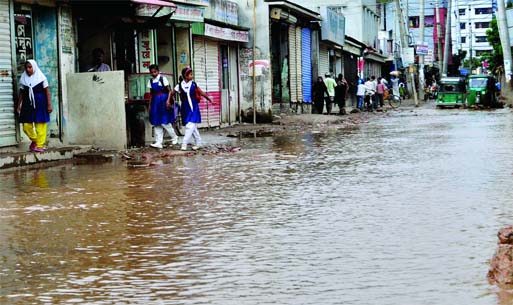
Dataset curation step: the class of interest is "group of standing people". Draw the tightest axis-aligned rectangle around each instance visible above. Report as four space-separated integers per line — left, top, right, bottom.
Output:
355 75 402 111
312 73 349 115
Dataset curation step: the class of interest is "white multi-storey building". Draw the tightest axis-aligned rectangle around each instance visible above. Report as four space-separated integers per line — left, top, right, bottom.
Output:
451 0 494 59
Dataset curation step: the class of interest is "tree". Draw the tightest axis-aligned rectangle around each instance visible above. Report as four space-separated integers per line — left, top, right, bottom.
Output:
463 57 483 70
483 17 504 75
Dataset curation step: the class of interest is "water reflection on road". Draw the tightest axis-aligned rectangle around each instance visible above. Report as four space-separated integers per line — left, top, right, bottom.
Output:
2 106 513 304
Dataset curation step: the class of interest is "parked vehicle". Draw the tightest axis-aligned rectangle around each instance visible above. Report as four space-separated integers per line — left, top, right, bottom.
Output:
466 75 500 108
436 77 466 109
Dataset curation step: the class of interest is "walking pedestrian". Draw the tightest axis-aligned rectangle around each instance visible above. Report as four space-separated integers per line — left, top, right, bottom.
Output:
147 64 179 149
370 76 378 109
356 79 366 111
313 76 329 114
376 77 386 108
364 77 376 111
175 67 212 151
17 60 52 153
335 74 348 115
324 73 337 114
391 76 400 98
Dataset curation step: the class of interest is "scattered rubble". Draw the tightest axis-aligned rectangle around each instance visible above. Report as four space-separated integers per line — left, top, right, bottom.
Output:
488 225 513 287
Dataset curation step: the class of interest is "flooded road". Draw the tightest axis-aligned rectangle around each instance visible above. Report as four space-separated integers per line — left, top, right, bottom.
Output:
2 106 513 304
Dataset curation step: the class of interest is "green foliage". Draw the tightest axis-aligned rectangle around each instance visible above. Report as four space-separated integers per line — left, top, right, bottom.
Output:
485 17 504 74
463 57 482 70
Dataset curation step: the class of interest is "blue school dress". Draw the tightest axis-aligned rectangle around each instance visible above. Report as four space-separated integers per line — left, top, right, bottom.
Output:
149 78 175 125
178 81 202 124
19 82 50 123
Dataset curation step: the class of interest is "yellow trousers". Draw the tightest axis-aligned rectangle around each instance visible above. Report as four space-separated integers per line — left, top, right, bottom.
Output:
23 123 47 148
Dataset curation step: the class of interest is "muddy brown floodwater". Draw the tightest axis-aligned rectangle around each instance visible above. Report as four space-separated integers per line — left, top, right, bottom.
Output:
3 105 513 304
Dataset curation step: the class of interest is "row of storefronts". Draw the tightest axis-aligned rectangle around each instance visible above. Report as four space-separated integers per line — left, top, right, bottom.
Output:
0 0 388 149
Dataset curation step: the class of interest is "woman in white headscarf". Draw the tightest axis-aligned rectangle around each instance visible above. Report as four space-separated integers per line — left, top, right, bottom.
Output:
16 60 52 152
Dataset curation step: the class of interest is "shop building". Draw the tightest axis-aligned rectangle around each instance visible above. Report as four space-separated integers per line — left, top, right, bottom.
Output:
191 0 249 127
0 0 75 148
0 0 16 147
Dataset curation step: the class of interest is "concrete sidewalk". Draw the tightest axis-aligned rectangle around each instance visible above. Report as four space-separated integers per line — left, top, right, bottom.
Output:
0 139 92 170
0 146 92 170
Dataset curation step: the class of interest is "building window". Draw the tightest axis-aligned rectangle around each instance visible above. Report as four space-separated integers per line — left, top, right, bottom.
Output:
475 8 493 15
461 37 466 44
425 16 434 27
408 16 419 28
475 22 490 29
459 8 466 15
475 36 487 43
460 23 466 29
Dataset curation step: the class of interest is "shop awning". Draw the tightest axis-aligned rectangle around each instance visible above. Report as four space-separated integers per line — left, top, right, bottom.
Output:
131 0 177 8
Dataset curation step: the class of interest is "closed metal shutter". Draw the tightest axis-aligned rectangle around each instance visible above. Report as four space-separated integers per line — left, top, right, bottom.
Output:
0 0 16 147
319 43 330 77
193 36 220 128
288 25 297 103
301 28 312 103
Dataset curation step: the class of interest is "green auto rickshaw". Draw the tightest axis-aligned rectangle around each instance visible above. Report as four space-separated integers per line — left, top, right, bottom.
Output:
436 77 466 109
466 75 499 108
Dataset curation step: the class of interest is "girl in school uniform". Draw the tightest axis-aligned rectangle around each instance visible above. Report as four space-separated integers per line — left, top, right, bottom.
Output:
17 60 52 153
148 64 178 149
175 67 211 151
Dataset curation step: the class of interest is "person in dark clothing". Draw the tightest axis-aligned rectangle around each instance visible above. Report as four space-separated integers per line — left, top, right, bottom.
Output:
335 74 348 115
313 76 329 114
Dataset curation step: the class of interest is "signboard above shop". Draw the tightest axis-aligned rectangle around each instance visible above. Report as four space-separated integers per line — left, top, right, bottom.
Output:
320 6 345 46
136 3 205 22
172 4 205 22
402 47 415 66
416 41 429 55
204 23 248 42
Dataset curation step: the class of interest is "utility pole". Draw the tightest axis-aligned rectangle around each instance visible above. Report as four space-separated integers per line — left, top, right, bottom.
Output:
252 0 257 124
497 0 513 102
419 0 425 96
442 0 452 76
435 0 443 69
395 0 418 106
468 5 472 69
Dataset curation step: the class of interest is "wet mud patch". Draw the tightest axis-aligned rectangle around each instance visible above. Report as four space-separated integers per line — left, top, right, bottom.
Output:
123 144 242 168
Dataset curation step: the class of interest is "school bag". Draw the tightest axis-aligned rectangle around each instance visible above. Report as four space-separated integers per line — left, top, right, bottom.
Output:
178 81 202 102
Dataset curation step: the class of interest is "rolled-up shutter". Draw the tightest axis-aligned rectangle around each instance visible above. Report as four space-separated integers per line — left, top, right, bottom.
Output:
319 43 330 77
288 25 297 103
0 0 16 147
193 36 220 128
301 28 312 103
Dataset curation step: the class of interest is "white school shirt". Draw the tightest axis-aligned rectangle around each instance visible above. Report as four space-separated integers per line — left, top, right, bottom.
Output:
147 74 170 89
357 84 366 96
174 80 194 110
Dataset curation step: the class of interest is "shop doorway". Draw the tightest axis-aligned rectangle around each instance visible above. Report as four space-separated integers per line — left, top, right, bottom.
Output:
220 45 238 125
270 21 289 104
